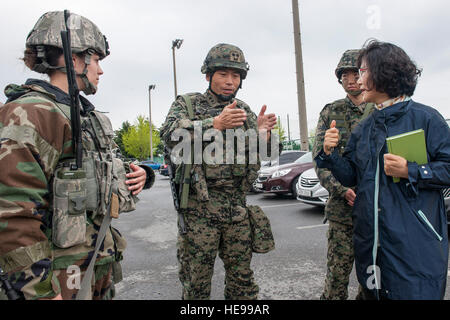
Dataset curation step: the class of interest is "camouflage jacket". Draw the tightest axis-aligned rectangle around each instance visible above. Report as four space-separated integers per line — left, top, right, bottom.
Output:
0 79 140 299
160 90 265 223
312 96 374 225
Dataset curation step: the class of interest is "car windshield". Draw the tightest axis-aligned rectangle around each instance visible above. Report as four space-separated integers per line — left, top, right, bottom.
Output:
294 152 312 164
275 151 305 166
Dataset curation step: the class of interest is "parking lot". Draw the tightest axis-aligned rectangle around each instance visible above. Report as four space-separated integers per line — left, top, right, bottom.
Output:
113 173 450 300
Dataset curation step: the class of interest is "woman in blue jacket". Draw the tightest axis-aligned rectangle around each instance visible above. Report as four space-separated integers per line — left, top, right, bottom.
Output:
316 40 450 300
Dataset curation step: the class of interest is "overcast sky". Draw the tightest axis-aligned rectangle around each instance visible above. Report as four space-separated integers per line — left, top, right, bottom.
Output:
1 0 449 140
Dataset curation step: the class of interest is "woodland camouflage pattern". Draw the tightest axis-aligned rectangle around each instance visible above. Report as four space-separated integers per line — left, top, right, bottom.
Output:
160 90 269 299
0 80 137 299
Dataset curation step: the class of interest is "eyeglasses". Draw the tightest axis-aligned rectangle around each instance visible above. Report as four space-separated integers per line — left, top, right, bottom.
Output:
358 68 368 78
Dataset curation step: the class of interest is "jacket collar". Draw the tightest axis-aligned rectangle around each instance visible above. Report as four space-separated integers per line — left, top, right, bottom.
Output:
373 99 412 125
8 79 95 115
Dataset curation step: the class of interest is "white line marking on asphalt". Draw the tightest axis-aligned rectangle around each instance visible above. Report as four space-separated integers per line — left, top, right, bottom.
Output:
260 203 302 209
296 224 328 230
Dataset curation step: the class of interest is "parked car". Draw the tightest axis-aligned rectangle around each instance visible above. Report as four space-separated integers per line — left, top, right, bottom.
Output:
296 167 329 206
140 160 161 171
159 163 169 176
251 150 307 192
254 152 314 198
265 150 307 167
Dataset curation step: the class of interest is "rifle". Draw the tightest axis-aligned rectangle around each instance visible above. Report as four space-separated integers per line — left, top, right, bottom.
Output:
60 9 83 169
0 266 22 300
165 146 187 235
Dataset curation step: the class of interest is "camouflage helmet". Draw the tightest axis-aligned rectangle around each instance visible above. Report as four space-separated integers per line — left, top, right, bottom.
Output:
201 43 249 79
26 11 109 95
26 11 109 59
335 49 360 82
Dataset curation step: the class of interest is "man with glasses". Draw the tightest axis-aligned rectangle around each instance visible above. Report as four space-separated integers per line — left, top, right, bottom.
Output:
312 49 374 300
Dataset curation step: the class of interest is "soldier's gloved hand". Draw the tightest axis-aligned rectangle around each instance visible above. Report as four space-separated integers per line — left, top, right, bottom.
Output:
257 105 277 140
323 120 340 155
213 100 247 130
126 163 147 195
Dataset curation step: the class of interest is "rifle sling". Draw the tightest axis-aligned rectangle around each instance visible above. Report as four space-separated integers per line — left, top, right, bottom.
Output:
179 95 195 209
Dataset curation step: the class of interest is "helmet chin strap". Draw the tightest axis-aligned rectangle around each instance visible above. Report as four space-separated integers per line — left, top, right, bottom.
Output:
208 71 242 102
347 89 362 97
60 50 98 95
78 51 97 95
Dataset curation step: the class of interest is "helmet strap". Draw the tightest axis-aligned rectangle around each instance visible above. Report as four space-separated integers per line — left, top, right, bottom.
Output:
78 51 97 95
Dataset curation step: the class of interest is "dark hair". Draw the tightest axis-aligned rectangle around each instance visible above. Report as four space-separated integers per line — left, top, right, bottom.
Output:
357 39 422 98
23 46 64 75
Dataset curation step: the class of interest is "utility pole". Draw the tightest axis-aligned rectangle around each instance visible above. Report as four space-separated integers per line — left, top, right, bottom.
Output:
292 0 309 151
287 113 291 142
172 39 183 99
148 85 156 161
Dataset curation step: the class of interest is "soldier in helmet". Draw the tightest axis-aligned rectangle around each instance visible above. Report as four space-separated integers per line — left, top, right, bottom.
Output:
312 49 374 300
0 11 154 300
160 43 277 299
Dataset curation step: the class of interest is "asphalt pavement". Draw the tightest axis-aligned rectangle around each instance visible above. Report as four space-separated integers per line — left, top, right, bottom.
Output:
113 174 450 300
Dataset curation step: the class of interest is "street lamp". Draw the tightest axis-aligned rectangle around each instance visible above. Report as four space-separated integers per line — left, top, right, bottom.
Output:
148 84 156 161
172 39 183 98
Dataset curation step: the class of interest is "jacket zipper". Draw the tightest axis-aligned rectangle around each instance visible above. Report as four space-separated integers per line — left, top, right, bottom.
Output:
416 210 443 241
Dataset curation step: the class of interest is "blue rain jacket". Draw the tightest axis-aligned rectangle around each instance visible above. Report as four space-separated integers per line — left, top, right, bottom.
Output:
316 99 449 300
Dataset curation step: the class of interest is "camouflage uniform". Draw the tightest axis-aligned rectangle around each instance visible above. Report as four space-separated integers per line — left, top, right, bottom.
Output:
312 50 374 300
0 11 153 300
160 44 268 300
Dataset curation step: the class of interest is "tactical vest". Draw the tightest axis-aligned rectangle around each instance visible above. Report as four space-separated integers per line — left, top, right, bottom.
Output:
17 91 136 248
178 94 250 190
328 99 373 156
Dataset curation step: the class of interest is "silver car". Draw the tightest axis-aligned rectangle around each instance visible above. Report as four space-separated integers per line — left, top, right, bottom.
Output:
296 167 329 206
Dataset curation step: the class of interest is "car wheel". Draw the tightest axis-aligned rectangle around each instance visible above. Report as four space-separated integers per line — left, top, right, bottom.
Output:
290 176 299 199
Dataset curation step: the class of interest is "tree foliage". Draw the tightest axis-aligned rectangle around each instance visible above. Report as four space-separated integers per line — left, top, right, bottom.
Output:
122 115 161 161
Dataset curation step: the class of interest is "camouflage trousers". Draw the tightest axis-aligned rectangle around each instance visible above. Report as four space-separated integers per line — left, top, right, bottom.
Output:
177 213 259 300
54 261 116 300
320 220 354 300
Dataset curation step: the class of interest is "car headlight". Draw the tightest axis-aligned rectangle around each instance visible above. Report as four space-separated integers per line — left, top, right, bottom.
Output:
272 169 292 178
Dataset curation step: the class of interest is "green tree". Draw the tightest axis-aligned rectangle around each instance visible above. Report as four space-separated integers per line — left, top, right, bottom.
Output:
114 120 132 158
122 115 161 161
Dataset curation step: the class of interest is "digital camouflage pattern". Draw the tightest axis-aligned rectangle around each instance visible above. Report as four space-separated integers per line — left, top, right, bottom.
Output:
312 95 374 300
0 80 136 299
248 205 275 253
178 214 258 300
26 11 109 60
201 44 249 79
335 49 360 81
161 90 268 299
321 221 354 300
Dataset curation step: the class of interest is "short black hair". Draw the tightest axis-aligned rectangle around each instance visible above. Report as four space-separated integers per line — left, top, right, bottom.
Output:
357 39 422 98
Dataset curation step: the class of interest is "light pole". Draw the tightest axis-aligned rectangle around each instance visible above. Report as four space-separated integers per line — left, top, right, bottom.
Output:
172 39 183 98
148 84 156 161
292 0 309 151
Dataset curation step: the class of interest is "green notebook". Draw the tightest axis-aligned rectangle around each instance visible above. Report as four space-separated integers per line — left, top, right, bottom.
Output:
386 129 428 183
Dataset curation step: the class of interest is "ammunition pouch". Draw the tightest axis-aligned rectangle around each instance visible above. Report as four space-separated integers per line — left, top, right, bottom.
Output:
248 205 275 254
52 165 87 248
